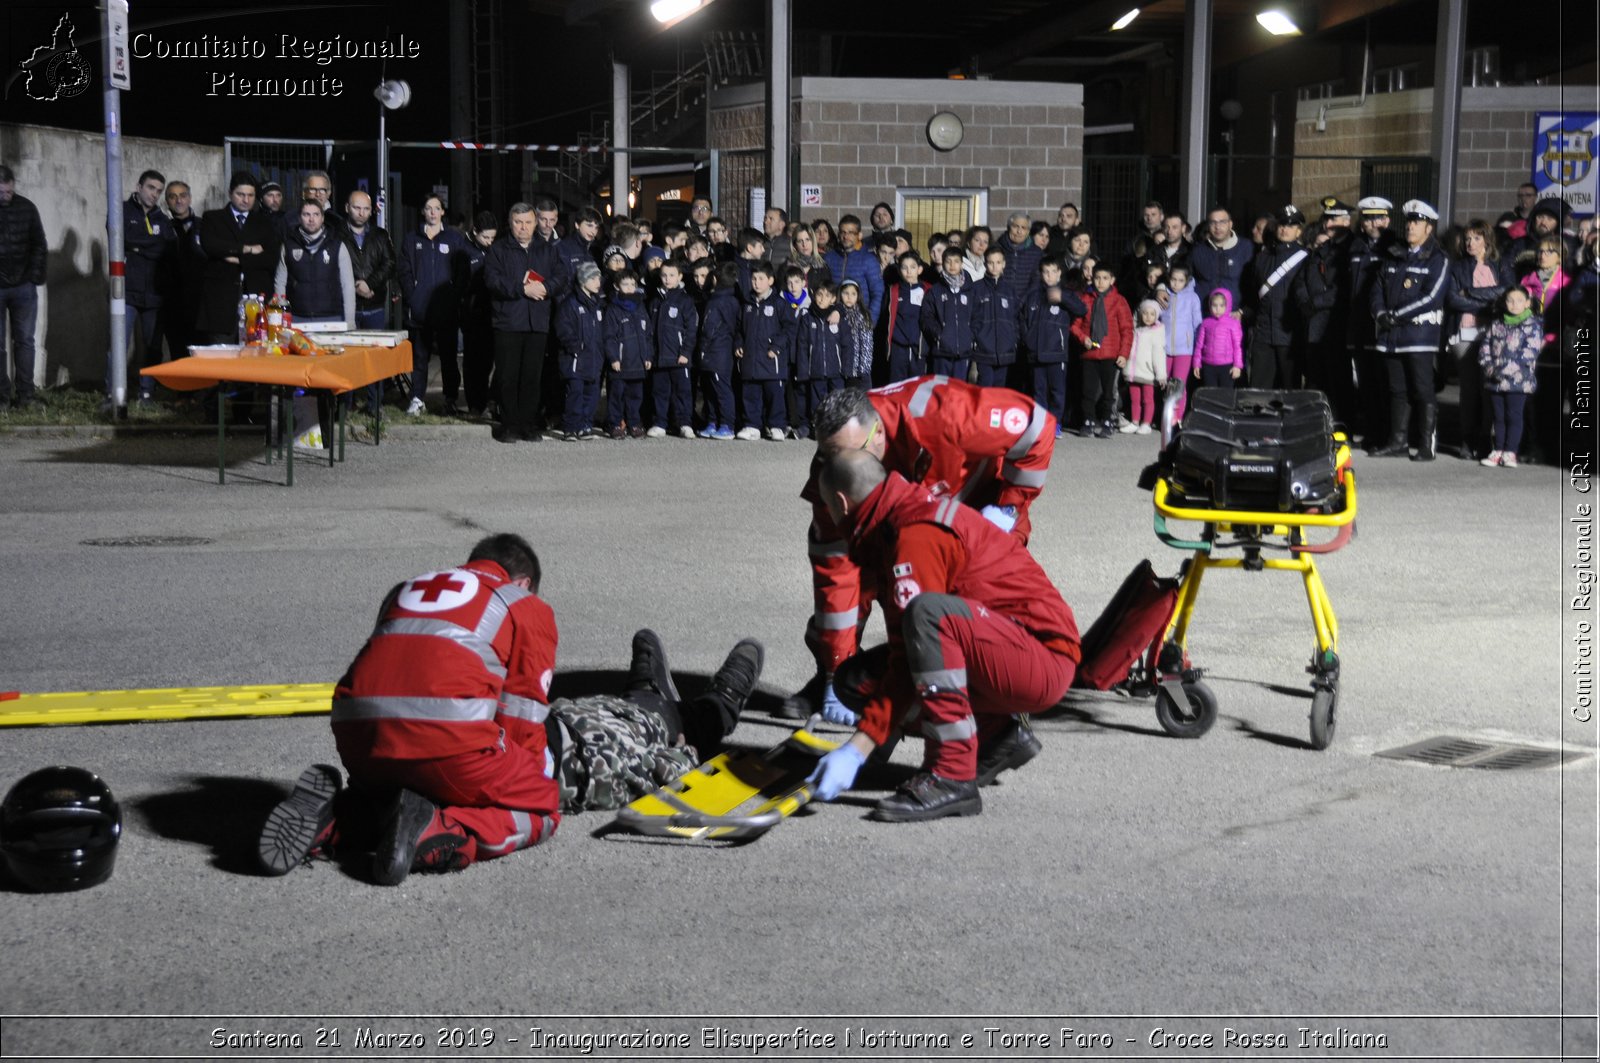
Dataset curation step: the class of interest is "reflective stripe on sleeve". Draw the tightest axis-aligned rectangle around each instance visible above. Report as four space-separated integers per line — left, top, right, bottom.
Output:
330 695 499 723
907 376 948 417
497 691 550 724
921 715 977 742
374 617 507 678
1001 464 1048 488
914 667 969 691
1005 403 1049 459
815 608 859 630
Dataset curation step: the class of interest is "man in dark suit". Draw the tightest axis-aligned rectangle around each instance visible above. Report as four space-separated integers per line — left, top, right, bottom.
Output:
196 171 280 341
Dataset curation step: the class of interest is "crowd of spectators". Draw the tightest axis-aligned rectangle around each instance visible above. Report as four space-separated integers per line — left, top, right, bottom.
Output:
0 165 1593 465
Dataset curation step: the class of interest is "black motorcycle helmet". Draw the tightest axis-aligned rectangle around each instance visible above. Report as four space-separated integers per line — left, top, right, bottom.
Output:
1 767 122 892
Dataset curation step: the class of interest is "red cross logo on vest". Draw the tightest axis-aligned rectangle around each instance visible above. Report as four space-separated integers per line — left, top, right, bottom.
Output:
398 570 480 613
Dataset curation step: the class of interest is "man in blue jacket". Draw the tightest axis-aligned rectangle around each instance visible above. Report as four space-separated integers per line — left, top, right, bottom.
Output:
484 200 568 441
1189 206 1255 309
824 215 884 326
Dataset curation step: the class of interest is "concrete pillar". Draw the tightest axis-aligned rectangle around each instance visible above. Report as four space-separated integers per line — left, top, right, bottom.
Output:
1430 0 1467 221
612 62 630 218
1179 0 1213 225
766 0 791 212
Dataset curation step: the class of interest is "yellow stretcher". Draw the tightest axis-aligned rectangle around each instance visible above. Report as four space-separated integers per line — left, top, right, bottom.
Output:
1142 436 1358 749
612 727 841 841
0 684 336 727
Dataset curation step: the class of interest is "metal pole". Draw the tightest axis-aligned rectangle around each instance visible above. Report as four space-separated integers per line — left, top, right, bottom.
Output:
612 62 630 218
448 2 473 216
766 0 791 213
1178 0 1213 225
1430 0 1467 220
102 0 127 412
377 110 388 231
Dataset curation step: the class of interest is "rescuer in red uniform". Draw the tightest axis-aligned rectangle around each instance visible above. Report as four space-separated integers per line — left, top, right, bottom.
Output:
805 450 1080 821
256 533 764 884
789 377 1058 771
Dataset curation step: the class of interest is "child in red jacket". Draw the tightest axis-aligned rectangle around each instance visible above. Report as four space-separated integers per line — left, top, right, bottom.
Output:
1070 263 1133 437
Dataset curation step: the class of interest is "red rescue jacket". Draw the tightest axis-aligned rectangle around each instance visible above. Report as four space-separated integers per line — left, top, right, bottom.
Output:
331 559 559 767
801 375 1057 672
844 472 1080 744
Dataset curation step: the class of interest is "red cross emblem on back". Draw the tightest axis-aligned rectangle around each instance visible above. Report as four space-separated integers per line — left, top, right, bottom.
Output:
398 569 480 613
411 573 466 602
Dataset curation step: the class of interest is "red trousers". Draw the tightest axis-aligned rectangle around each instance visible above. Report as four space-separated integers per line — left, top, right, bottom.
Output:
340 731 561 867
900 593 1077 780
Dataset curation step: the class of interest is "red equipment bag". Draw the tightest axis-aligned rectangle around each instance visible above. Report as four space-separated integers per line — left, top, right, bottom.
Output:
1074 559 1180 691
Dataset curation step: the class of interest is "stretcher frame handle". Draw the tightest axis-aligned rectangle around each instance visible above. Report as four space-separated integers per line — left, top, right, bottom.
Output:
1152 472 1358 529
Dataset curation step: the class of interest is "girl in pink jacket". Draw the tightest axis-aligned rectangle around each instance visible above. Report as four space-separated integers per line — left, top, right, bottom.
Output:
1192 288 1244 389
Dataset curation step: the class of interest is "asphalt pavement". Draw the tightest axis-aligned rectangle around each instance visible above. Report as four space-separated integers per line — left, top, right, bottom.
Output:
0 415 1594 1061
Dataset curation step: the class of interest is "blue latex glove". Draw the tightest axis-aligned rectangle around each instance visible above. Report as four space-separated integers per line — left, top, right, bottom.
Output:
820 683 859 726
807 743 867 801
980 504 1018 534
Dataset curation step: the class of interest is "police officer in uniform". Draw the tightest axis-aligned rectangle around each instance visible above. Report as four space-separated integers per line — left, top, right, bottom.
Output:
1369 200 1449 461
1345 197 1393 449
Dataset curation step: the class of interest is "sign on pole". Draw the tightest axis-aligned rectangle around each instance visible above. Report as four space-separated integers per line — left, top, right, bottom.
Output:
1533 111 1598 216
107 0 130 90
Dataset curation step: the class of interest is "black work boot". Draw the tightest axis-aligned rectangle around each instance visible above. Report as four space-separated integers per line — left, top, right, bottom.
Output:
257 764 342 876
974 717 1043 787
871 772 982 822
776 670 825 720
371 788 466 886
684 639 765 756
1412 405 1438 462
627 628 681 703
1368 399 1412 457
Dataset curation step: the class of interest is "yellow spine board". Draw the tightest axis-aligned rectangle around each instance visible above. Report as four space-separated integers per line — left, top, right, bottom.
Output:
0 684 336 727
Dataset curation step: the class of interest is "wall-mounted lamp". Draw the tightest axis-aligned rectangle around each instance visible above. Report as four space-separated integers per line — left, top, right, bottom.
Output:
1111 9 1140 30
650 0 703 22
1255 9 1301 35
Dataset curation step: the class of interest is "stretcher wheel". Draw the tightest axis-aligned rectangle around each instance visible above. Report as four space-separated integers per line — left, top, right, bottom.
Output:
1154 680 1217 739
1309 684 1338 751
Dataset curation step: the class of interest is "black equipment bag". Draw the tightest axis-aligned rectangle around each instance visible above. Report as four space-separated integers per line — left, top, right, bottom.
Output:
1171 388 1341 511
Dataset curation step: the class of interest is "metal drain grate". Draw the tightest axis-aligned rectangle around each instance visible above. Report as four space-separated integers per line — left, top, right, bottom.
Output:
80 536 214 548
1376 736 1591 771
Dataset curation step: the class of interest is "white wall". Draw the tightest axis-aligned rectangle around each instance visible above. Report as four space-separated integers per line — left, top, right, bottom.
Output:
0 123 225 390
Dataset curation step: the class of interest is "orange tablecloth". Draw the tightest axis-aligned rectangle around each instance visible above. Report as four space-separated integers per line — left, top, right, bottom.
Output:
141 342 412 393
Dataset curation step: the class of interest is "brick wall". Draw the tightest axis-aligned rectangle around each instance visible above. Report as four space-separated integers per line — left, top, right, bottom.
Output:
1291 86 1579 224
710 78 1084 233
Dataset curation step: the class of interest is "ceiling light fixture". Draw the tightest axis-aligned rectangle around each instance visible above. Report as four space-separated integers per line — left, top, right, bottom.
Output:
650 0 703 24
1256 9 1301 35
1111 8 1140 30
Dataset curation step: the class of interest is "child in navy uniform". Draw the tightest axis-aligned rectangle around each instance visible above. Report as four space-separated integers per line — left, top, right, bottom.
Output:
603 270 653 438
1022 258 1083 435
923 246 975 380
648 259 699 438
553 260 607 442
973 246 1030 387
884 252 931 383
797 282 847 437
696 261 742 439
837 279 874 389
734 261 792 440
781 265 812 437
